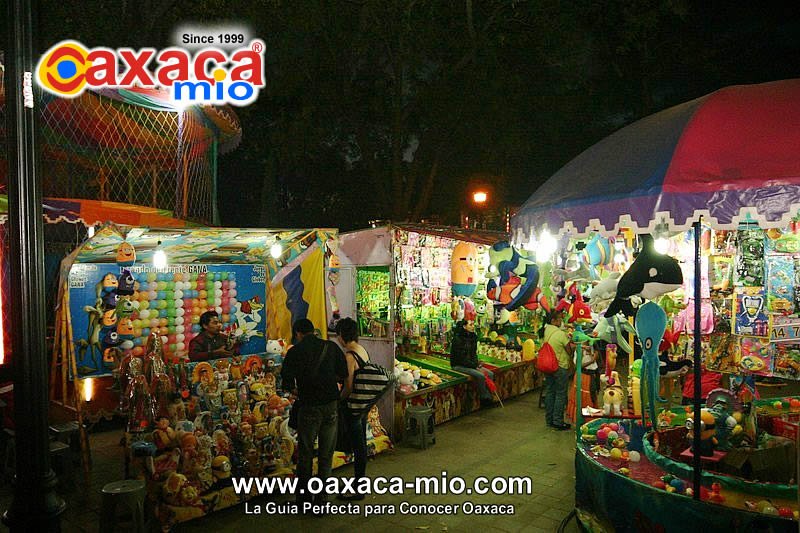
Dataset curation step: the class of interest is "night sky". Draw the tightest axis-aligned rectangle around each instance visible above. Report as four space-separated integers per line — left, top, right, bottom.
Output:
20 1 800 230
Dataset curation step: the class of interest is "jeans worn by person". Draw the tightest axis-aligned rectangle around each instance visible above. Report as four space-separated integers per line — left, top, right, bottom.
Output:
345 410 369 482
296 400 338 505
544 367 570 426
452 366 495 401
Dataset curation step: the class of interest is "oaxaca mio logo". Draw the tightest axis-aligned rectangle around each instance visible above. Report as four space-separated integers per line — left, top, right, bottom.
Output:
36 40 265 106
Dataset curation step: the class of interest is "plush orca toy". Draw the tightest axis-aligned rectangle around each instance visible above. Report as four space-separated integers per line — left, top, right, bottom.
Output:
605 235 683 317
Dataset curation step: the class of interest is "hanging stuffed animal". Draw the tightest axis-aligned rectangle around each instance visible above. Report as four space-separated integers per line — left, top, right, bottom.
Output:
554 283 592 323
635 301 668 427
451 242 478 297
116 241 136 267
582 234 615 278
604 236 683 318
588 272 621 313
592 314 636 354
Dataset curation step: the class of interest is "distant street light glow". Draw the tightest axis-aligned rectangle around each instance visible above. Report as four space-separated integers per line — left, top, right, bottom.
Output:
473 191 488 204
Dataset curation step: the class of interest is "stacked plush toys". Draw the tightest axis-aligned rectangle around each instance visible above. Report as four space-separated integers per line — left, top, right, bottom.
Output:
477 332 523 363
393 360 444 394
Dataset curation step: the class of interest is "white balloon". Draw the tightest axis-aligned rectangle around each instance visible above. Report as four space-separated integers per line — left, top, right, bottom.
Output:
174 290 184 299
161 335 169 344
229 281 237 289
214 281 222 289
176 342 185 351
139 309 150 319
215 306 223 314
176 334 185 342
176 308 185 317
229 289 237 298
229 298 237 308
174 299 184 308
175 317 184 326
121 340 134 350
215 289 223 297
176 325 185 334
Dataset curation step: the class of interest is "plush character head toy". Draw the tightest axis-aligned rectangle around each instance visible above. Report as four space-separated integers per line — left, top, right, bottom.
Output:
117 269 136 296
605 235 682 317
102 291 120 309
116 241 136 267
463 298 476 322
100 273 118 295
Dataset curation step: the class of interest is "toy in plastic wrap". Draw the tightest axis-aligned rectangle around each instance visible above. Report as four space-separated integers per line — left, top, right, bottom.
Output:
705 333 737 373
711 295 732 333
735 229 765 286
766 255 795 313
685 408 718 456
709 256 733 293
734 287 769 336
680 255 710 303
765 224 800 254
705 390 740 451
738 336 773 376
713 230 736 255
772 343 800 379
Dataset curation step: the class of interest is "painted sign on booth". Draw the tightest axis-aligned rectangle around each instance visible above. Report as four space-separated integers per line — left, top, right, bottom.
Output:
69 263 266 377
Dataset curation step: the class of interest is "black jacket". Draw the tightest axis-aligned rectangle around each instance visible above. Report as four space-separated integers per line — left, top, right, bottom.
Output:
281 334 348 406
450 323 478 369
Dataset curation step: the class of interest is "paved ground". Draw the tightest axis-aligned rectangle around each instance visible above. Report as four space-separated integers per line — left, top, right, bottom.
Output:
0 390 580 532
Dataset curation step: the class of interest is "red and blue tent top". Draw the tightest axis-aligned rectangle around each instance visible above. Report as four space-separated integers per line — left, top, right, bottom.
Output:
513 79 800 238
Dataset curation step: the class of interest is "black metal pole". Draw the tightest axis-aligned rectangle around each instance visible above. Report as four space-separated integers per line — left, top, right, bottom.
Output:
2 0 67 530
692 220 702 500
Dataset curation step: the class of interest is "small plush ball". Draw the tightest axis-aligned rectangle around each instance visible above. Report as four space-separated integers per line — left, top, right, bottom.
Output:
685 488 694 497
607 431 618 440
665 486 676 493
609 448 622 460
628 451 641 462
757 501 772 513
609 423 619 431
613 438 626 448
596 429 609 442
669 479 686 492
661 474 675 484
651 481 666 490
600 423 609 430
778 507 793 518
582 425 590 434
791 399 800 410
762 505 779 516
774 401 783 409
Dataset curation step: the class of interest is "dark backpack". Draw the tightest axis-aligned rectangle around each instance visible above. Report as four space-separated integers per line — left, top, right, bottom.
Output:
345 350 395 414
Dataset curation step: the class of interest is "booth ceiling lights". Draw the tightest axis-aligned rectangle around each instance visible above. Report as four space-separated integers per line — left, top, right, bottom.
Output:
536 230 558 263
654 221 671 254
270 243 282 259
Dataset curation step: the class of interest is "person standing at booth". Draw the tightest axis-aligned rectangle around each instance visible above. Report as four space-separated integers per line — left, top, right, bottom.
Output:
541 310 575 430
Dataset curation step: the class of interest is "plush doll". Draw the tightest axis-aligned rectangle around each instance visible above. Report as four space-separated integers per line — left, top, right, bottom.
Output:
588 272 621 312
555 283 592 323
397 370 416 395
116 241 136 267
451 242 478 296
117 269 136 296
605 236 683 317
265 339 285 366
592 315 635 354
635 301 668 427
601 372 624 416
686 409 719 457
582 234 615 278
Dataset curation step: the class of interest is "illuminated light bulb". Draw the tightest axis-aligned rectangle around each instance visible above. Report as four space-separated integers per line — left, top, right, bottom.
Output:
87 226 95 238
654 237 670 255
153 241 168 269
84 378 93 402
536 247 551 263
270 243 282 258
615 254 626 264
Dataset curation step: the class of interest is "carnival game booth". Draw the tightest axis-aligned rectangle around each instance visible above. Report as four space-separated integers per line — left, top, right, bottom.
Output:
331 224 538 438
53 224 392 526
512 79 800 531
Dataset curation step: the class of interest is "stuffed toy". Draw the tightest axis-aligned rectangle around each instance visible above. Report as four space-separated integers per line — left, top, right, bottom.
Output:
588 272 621 312
116 241 136 267
451 242 478 296
635 301 668 427
604 236 683 317
555 283 592 323
601 371 624 416
553 263 591 283
592 314 636 353
117 269 136 295
583 234 615 278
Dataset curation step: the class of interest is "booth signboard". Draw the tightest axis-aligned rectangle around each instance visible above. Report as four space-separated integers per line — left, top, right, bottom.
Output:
69 263 267 377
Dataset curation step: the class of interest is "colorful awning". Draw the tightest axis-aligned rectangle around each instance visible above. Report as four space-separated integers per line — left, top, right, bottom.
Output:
513 79 800 237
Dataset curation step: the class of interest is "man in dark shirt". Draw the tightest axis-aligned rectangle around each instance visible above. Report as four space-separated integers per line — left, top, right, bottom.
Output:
282 318 347 508
188 311 235 362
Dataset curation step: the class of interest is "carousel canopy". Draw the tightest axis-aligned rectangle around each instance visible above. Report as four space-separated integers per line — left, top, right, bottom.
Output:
513 79 800 239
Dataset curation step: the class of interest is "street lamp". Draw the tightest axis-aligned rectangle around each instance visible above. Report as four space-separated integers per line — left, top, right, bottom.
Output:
472 191 488 204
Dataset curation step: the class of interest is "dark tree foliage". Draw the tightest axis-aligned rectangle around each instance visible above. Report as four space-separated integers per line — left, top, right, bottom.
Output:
17 0 800 230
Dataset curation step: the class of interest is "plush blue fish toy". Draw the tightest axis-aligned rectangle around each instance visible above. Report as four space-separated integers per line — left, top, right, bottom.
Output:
583 234 614 278
635 301 667 427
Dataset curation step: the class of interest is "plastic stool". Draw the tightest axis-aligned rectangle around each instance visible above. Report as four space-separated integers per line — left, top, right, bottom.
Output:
404 405 435 449
100 480 147 533
50 421 80 444
50 440 73 486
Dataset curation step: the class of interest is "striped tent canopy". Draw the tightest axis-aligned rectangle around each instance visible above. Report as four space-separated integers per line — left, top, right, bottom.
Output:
513 79 800 239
